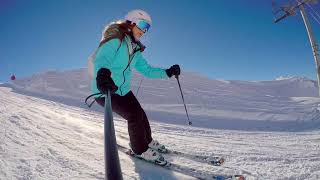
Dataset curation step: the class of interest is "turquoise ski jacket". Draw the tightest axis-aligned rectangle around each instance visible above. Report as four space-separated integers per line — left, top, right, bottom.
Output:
91 36 168 96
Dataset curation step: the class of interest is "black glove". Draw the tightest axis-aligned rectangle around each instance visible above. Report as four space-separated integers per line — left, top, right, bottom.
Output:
165 64 181 78
96 68 118 94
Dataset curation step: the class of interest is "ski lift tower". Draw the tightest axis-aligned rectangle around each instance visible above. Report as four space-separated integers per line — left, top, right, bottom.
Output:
273 0 320 96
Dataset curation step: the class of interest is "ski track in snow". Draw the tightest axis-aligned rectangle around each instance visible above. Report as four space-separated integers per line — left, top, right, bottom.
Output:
1 86 320 179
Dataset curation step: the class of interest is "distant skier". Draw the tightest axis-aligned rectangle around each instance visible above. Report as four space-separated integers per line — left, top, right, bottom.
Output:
91 10 180 164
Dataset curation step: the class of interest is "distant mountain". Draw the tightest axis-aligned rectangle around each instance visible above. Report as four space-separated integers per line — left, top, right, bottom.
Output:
6 68 320 131
11 69 90 101
10 69 318 100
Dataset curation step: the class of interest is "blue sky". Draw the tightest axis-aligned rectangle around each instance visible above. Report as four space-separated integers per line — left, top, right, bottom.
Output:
1 0 320 82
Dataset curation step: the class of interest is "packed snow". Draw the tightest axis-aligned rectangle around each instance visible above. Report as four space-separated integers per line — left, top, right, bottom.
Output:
1 69 320 179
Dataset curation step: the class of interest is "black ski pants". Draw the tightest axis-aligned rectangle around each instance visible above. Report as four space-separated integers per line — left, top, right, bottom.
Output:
96 91 152 155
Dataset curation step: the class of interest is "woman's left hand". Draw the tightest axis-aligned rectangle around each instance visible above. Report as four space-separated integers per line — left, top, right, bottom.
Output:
166 64 181 78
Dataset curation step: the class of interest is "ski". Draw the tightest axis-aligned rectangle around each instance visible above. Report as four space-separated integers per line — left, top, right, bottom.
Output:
168 149 225 166
117 139 225 167
117 134 225 166
118 144 245 180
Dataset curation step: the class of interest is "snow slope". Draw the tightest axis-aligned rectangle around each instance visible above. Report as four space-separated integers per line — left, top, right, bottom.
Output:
9 69 320 131
1 84 320 179
0 86 193 179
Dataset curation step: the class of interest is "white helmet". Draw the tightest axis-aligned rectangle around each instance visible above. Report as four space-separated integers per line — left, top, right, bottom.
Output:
125 9 152 25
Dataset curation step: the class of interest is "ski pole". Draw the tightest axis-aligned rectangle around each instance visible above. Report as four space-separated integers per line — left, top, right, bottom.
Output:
136 78 144 96
175 75 192 126
104 89 123 180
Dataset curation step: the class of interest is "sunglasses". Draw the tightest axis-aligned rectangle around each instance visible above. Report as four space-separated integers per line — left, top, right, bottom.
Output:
136 20 151 33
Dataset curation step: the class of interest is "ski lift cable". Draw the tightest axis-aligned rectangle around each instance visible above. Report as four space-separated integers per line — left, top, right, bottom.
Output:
307 3 320 18
306 1 320 19
296 0 320 26
305 4 320 25
309 10 320 25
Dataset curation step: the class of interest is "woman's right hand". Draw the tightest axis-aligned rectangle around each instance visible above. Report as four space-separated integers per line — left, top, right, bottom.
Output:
96 68 118 94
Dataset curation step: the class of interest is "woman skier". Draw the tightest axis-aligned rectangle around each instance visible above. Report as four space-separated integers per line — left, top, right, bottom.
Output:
92 9 181 164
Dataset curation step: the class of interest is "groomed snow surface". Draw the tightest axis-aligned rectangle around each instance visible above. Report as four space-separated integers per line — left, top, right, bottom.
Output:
1 69 320 180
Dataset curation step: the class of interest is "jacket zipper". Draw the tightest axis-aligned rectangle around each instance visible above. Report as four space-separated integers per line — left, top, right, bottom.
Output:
119 40 138 95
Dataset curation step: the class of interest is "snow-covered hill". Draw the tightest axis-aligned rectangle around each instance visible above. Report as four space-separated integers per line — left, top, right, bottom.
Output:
1 85 320 180
8 69 320 131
